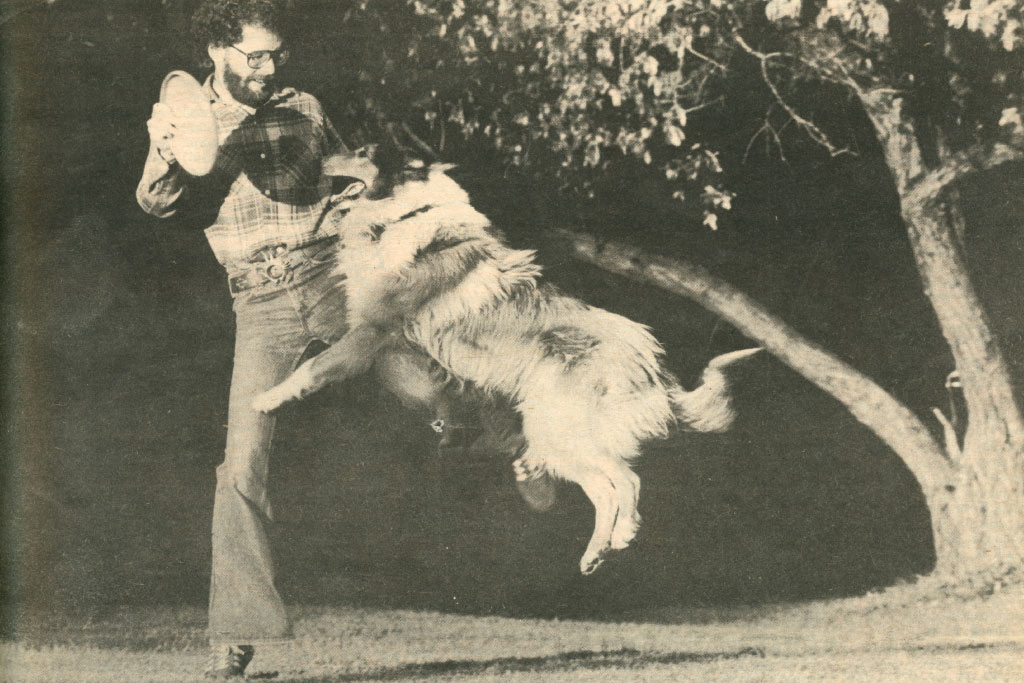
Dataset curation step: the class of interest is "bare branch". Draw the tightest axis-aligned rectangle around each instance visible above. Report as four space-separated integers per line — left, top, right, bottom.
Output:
683 96 726 115
438 104 447 153
399 122 439 160
733 33 851 157
907 143 1024 207
686 45 728 72
744 107 787 164
842 81 901 141
931 408 962 461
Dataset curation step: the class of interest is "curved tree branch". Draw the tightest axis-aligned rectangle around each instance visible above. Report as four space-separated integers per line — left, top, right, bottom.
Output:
553 228 955 500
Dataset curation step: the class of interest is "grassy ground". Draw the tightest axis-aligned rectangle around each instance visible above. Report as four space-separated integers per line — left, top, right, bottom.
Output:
3 585 1022 682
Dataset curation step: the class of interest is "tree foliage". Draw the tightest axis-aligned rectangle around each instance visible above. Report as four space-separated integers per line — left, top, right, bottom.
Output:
312 0 742 227
19 0 1019 222
26 0 1021 224
294 0 1024 230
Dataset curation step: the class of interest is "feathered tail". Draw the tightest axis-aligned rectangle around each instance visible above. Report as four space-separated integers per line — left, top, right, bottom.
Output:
671 347 762 433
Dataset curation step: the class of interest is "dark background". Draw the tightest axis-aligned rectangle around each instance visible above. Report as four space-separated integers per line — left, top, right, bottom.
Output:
3 1 1022 626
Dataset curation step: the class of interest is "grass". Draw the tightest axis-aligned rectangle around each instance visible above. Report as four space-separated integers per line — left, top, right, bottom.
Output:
3 584 1022 682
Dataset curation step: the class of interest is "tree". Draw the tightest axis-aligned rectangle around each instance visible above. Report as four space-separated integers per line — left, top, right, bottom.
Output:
310 0 1024 589
650 0 1024 589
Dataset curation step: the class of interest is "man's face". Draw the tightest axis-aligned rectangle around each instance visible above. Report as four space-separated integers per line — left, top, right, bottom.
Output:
209 24 284 108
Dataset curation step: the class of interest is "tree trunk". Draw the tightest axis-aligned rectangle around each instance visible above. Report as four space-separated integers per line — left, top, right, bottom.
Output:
900 195 1024 583
562 210 1023 586
854 92 1024 584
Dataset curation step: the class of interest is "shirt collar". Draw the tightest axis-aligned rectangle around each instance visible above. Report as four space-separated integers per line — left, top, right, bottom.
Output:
202 74 296 113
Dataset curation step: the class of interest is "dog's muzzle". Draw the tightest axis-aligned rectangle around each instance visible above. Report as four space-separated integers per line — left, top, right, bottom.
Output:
226 237 340 296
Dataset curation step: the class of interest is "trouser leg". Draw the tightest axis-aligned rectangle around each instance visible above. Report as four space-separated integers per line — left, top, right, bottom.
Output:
209 294 305 645
209 466 290 643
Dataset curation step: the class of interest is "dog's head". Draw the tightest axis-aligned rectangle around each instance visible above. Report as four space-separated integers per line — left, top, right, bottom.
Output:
323 149 378 191
324 142 441 201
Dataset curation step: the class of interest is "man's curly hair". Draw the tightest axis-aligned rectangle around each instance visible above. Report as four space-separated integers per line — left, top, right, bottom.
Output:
191 0 293 60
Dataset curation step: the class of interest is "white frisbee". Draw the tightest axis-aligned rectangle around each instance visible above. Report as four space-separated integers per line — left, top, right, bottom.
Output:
322 152 379 181
159 70 218 176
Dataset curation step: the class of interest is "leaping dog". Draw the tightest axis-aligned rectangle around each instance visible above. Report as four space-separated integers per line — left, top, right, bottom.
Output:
253 147 759 574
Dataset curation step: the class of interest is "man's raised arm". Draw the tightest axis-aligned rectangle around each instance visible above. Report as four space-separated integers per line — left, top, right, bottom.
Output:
136 102 186 217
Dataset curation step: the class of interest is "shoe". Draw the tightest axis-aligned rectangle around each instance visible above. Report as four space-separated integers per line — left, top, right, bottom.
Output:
205 644 254 679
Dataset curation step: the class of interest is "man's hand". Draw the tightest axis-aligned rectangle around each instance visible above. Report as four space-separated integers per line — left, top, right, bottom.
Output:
147 102 178 165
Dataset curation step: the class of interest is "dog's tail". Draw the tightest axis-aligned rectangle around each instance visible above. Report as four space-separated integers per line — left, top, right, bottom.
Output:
670 347 762 433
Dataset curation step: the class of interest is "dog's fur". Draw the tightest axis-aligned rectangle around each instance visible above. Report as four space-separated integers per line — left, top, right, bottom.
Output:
253 155 758 574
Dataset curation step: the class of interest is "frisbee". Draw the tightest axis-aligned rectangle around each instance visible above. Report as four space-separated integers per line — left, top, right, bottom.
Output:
159 70 218 176
322 151 378 180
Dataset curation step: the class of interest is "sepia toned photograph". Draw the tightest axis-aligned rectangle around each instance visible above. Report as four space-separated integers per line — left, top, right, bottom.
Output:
2 0 1023 680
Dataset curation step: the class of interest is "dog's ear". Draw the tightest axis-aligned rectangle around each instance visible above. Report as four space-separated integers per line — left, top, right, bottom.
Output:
368 140 407 175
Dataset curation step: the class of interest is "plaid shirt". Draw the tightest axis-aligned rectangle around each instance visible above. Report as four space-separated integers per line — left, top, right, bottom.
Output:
137 76 347 265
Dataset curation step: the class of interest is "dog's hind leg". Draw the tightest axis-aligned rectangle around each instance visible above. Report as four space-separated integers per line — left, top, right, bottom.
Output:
605 456 641 551
573 464 618 575
530 454 617 575
516 390 619 572
252 325 390 412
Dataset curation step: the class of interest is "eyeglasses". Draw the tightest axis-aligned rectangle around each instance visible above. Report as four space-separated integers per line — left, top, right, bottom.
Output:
229 45 290 69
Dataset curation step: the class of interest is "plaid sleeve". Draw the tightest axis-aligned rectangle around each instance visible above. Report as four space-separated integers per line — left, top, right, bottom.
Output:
136 144 186 218
308 94 348 157
323 113 349 157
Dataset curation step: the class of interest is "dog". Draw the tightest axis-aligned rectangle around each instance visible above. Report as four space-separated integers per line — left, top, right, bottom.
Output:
253 147 759 574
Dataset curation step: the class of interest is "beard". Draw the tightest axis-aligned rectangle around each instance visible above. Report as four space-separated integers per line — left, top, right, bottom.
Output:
223 64 277 108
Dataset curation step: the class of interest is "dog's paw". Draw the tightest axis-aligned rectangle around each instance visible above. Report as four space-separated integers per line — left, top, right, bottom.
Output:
252 387 287 413
252 365 315 413
579 545 610 575
512 455 546 481
252 381 301 413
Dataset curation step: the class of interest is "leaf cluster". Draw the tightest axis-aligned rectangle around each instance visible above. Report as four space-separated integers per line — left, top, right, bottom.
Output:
303 0 1022 224
301 0 749 227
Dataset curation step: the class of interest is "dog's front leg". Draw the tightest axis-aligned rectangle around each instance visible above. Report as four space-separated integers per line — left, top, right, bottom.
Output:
252 325 391 413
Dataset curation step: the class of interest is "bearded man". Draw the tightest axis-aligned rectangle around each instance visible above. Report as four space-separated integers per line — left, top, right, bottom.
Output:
137 1 357 677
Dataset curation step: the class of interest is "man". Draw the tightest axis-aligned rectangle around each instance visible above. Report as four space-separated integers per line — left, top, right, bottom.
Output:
137 1 357 677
